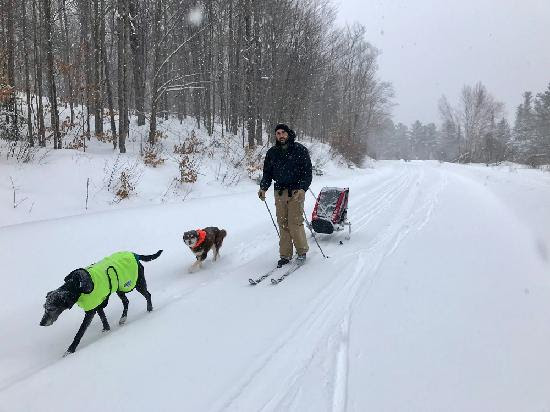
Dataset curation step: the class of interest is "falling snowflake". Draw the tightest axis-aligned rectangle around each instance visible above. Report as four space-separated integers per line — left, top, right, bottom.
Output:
188 4 204 26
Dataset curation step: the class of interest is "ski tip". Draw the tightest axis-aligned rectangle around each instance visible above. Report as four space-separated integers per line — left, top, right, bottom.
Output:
248 279 257 285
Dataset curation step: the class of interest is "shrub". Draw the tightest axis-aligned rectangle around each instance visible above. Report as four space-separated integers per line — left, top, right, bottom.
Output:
114 171 135 200
174 130 202 183
142 142 165 167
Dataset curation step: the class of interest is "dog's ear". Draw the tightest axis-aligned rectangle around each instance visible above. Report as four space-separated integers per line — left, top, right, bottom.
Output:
64 270 83 291
65 269 93 293
64 271 77 284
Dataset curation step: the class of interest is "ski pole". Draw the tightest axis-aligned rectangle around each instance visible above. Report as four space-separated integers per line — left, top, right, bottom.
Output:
303 210 328 259
263 200 280 238
308 188 317 200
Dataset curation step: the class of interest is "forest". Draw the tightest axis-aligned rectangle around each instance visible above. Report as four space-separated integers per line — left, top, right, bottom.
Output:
0 0 393 165
0 0 548 167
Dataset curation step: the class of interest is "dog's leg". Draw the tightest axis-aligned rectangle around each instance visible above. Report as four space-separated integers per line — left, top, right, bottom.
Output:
97 306 111 332
212 246 218 261
189 253 206 272
215 231 225 261
66 310 95 355
117 291 129 325
188 257 200 273
135 264 153 312
213 234 224 261
199 251 207 267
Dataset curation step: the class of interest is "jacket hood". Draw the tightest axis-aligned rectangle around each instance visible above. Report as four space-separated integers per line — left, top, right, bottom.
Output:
275 127 296 146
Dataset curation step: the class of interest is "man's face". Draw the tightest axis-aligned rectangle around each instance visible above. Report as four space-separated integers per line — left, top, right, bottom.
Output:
276 129 289 144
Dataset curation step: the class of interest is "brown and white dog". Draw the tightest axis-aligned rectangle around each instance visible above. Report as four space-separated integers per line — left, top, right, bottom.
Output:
183 227 227 272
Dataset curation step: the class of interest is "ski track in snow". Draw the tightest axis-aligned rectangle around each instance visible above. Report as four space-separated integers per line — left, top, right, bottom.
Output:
208 171 413 411
210 164 448 412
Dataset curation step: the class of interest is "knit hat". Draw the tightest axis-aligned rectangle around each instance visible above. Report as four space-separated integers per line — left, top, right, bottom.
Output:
274 123 291 134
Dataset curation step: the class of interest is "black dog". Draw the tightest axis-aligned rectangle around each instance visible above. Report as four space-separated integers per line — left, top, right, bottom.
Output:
40 250 162 355
183 227 226 272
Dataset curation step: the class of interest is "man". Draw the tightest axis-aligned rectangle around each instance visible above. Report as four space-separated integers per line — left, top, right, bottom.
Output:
258 123 312 267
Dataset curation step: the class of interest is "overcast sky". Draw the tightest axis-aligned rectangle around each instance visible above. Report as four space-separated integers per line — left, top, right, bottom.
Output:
336 0 550 126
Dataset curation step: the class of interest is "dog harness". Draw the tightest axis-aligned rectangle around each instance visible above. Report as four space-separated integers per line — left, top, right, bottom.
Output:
77 251 139 311
191 229 207 250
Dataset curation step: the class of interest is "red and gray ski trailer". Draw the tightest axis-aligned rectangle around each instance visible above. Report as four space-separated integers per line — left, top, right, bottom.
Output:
311 187 350 239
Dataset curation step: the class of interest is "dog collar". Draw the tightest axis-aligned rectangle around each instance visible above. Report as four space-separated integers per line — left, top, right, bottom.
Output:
192 229 207 250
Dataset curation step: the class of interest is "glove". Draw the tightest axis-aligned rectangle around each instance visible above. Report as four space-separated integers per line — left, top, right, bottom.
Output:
258 189 266 201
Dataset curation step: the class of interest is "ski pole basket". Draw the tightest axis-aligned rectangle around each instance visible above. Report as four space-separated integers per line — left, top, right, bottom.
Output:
311 187 351 239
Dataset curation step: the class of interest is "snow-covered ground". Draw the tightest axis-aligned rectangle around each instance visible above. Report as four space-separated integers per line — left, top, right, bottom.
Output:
1 128 550 411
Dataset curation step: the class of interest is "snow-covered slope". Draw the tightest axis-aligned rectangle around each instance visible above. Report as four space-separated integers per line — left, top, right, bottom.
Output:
1 148 549 411
0 117 347 228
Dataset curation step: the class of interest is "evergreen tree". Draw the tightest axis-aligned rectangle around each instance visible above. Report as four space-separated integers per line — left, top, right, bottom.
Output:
438 119 459 161
423 123 438 160
513 91 537 161
409 121 423 160
514 91 536 142
495 118 512 161
533 83 550 157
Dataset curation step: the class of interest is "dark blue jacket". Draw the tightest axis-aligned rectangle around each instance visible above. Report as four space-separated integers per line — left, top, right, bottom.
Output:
260 133 312 193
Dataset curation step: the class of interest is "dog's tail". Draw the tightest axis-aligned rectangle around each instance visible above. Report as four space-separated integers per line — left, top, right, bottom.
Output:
136 250 163 262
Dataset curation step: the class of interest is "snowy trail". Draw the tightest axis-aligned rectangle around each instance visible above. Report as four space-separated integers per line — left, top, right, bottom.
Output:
210 165 448 411
0 164 399 394
1 162 549 412
345 165 550 411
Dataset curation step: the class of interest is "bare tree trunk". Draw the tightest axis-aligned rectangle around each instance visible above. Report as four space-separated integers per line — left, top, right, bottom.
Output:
77 0 92 137
177 42 187 122
190 37 201 129
206 0 214 135
177 46 187 122
128 0 146 126
244 0 255 147
21 0 34 146
148 0 163 145
253 0 263 145
42 0 61 148
217 15 226 136
6 0 18 134
100 0 117 148
60 0 75 125
201 35 210 133
229 0 241 135
31 0 46 146
162 8 169 121
117 0 128 152
92 0 103 136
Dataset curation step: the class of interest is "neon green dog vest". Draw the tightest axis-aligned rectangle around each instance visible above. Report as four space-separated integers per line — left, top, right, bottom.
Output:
77 252 138 311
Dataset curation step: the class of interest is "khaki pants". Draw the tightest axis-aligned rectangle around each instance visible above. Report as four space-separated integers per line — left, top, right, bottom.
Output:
275 189 309 257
